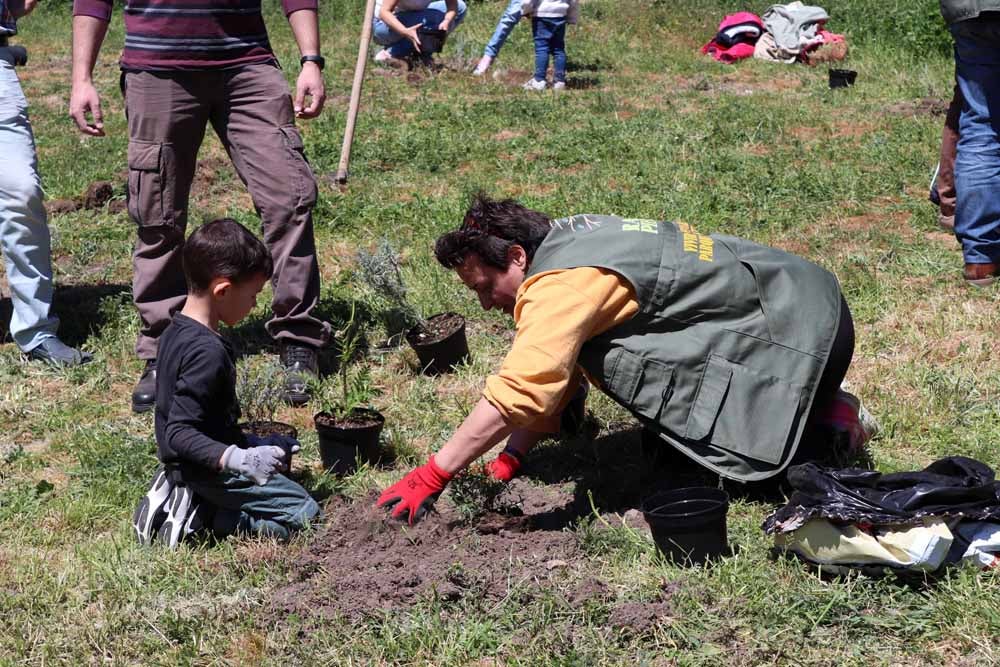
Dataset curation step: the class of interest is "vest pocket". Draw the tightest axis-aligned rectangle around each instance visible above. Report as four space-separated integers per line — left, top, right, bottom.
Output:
609 349 675 424
685 355 802 465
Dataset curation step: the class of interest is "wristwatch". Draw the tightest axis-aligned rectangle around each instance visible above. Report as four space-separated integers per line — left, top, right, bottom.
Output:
300 54 325 70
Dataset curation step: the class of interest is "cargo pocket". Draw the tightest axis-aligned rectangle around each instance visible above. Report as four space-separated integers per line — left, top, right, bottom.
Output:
278 125 317 210
607 349 676 425
126 140 168 227
685 355 802 465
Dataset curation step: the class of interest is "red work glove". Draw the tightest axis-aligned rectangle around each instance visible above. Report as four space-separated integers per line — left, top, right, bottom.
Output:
377 455 453 525
486 451 522 482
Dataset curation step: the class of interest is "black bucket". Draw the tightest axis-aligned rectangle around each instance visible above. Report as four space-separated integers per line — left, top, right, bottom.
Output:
314 408 385 475
417 27 448 54
828 68 857 89
642 487 729 565
405 312 470 375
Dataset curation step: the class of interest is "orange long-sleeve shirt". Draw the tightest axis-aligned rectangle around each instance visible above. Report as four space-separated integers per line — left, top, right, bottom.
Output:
483 267 639 432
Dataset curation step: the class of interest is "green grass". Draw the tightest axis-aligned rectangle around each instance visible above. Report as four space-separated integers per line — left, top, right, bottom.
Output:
3 0 1000 664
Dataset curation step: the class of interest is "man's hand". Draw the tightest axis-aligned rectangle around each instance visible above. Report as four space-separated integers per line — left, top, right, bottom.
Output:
294 62 325 119
437 16 452 31
69 80 105 136
221 445 288 486
377 455 453 525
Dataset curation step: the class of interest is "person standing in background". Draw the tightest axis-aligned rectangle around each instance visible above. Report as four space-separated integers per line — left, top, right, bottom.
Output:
938 0 1000 286
68 0 332 411
0 0 92 367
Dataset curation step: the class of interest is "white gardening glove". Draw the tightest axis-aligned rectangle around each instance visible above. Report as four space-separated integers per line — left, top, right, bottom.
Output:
221 445 287 486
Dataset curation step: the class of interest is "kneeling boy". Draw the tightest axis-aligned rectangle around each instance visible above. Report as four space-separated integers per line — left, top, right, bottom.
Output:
132 218 320 547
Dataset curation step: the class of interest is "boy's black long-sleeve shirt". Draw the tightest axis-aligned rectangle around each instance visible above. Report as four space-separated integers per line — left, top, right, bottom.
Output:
155 314 243 480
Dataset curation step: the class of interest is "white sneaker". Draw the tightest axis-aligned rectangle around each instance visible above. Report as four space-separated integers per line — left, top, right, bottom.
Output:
552 81 566 91
473 55 493 75
374 49 392 63
522 78 547 91
132 466 173 545
157 484 196 549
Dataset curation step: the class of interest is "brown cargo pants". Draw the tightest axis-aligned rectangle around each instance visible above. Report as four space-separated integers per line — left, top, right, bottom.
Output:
123 63 330 360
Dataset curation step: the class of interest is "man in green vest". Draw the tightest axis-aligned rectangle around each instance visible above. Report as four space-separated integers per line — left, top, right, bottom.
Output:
377 194 868 525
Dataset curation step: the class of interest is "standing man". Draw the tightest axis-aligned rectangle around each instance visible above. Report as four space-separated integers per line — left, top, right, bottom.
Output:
69 0 332 411
939 1 1000 286
0 0 91 367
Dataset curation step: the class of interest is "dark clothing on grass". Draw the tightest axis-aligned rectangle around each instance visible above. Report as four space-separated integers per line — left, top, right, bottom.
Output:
155 313 242 481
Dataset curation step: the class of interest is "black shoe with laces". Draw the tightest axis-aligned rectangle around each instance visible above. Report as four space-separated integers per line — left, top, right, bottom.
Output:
132 359 157 413
280 343 318 406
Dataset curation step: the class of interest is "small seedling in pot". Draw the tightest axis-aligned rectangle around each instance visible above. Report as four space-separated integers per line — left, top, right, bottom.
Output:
357 239 470 374
356 239 425 338
236 358 297 438
313 304 385 473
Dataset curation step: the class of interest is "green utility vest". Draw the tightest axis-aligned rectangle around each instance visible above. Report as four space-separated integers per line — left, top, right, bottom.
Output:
526 215 843 482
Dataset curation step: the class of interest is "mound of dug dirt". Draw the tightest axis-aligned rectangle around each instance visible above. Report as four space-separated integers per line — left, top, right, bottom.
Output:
272 481 583 622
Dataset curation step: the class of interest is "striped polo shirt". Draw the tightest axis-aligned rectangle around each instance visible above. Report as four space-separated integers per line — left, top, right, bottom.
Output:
72 0 317 70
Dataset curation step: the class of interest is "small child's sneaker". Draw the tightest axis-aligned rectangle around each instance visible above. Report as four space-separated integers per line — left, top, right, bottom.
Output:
473 55 493 75
552 81 566 91
157 484 196 549
132 465 174 545
522 78 547 91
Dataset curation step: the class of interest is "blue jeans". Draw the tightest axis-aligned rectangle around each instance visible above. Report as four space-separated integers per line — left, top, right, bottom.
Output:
0 57 59 352
186 471 321 541
373 0 468 58
532 17 566 83
483 0 522 58
950 14 1000 265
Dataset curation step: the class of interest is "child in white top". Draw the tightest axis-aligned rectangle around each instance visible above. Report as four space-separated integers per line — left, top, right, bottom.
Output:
521 0 578 90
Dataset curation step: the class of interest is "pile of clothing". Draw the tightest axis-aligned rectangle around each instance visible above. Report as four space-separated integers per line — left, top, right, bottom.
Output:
764 457 1000 575
701 2 847 65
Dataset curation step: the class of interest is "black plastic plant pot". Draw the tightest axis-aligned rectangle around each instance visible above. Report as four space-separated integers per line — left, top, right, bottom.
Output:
642 487 730 565
828 68 857 89
405 312 470 375
417 27 448 54
239 421 299 466
314 408 385 475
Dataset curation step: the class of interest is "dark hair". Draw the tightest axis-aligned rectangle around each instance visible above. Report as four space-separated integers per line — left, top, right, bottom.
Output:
434 193 551 270
183 218 273 293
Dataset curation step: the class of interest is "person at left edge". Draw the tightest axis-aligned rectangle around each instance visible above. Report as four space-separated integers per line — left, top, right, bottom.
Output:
69 0 332 411
0 0 92 366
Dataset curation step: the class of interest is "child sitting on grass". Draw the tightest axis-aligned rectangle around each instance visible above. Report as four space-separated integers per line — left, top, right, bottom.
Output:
521 0 578 91
132 218 320 548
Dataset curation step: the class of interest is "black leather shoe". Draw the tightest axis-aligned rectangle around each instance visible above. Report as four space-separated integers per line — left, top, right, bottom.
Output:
132 359 157 414
26 337 93 367
280 343 318 407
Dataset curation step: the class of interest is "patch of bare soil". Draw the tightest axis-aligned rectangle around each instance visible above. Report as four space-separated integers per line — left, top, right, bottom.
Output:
885 97 949 117
270 482 580 623
46 180 121 216
491 68 534 88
